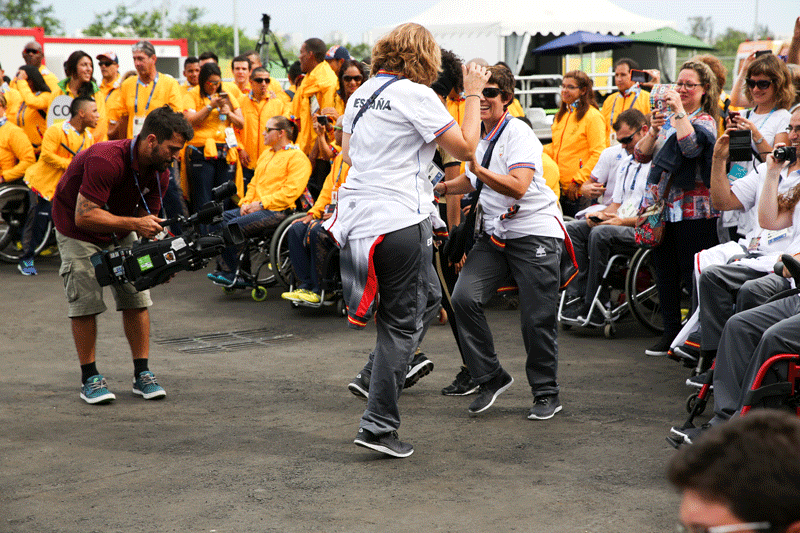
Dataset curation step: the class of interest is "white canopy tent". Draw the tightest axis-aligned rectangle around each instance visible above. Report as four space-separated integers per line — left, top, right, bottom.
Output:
368 0 674 74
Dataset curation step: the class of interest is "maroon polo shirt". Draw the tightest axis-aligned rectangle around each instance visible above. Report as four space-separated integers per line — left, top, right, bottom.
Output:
52 138 169 246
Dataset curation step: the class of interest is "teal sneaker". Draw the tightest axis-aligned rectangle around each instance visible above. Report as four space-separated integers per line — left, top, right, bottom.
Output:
80 375 116 405
132 371 166 400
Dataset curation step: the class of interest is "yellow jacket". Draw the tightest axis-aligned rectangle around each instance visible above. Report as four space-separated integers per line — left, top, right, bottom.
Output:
542 152 561 199
241 144 311 211
14 83 54 154
600 89 651 142
98 74 122 104
543 105 607 189
106 73 184 138
52 80 108 142
334 92 346 116
507 98 525 118
309 153 349 219
1 86 22 120
0 120 35 183
24 121 94 200
237 91 289 169
290 61 338 155
183 86 241 148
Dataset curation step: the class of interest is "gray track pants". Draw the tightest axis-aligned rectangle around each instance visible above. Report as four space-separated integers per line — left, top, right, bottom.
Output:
359 219 440 436
712 294 800 422
451 234 561 397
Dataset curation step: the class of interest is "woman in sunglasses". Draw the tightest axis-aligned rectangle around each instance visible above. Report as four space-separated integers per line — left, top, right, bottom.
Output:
543 70 607 217
634 60 721 356
435 65 565 421
183 62 244 216
334 59 368 115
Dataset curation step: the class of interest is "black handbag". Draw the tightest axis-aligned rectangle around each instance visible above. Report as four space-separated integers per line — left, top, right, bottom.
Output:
442 119 510 264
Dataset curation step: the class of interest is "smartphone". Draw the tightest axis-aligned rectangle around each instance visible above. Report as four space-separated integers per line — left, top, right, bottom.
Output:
630 69 651 84
317 115 329 126
218 92 228 99
729 129 753 162
589 215 603 223
728 111 740 120
755 50 772 57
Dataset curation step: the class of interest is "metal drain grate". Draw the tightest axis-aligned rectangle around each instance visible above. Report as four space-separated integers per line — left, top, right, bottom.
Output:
154 328 295 354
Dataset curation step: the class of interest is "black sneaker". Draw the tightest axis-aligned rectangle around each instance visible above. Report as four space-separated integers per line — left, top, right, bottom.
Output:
348 372 370 399
669 423 711 445
441 367 479 396
685 371 712 390
645 337 672 357
468 370 513 414
404 352 434 389
576 308 604 328
353 427 414 458
527 394 562 420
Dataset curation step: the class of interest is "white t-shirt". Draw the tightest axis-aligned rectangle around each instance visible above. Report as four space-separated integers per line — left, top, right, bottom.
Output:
590 143 628 205
326 74 455 244
723 107 792 230
465 114 563 240
610 154 651 219
731 163 800 254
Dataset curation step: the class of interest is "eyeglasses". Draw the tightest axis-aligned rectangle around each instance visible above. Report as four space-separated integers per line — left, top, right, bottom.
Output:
561 84 580 90
675 82 702 89
98 61 114 67
675 521 772 533
746 78 772 90
252 77 270 84
482 87 506 98
343 75 363 82
786 125 800 134
206 80 221 86
24 48 41 54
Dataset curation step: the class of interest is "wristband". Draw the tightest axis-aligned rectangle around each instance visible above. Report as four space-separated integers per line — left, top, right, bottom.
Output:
442 181 448 194
465 94 480 99
206 105 212 111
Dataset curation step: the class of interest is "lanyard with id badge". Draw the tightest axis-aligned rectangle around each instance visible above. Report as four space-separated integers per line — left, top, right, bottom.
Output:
132 75 158 137
324 163 346 217
748 228 790 252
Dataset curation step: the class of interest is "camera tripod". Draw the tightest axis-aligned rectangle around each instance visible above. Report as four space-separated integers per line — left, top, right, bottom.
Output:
255 14 290 70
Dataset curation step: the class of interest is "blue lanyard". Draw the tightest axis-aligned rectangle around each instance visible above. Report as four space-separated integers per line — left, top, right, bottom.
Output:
63 122 86 154
610 87 639 128
622 159 642 192
129 136 163 216
134 74 158 115
0 117 6 128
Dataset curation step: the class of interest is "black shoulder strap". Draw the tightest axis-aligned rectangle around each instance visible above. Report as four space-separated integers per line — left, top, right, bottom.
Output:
470 116 513 204
350 76 401 131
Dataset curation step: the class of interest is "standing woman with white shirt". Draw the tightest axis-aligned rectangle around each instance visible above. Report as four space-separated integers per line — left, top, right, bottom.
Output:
435 66 566 421
327 22 489 458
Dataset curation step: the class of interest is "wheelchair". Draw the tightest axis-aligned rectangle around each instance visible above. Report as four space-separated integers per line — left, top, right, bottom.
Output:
558 247 665 338
0 182 55 263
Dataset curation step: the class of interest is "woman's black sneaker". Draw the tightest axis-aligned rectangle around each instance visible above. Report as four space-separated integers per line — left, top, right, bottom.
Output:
353 428 414 458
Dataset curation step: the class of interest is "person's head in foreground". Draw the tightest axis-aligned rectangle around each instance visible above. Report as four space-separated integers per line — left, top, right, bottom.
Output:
668 410 800 533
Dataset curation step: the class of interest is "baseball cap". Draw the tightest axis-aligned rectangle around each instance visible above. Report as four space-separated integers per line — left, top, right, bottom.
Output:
325 45 351 61
96 52 119 64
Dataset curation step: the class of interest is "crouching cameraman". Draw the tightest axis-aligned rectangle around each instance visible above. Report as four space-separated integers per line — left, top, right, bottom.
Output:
51 105 193 405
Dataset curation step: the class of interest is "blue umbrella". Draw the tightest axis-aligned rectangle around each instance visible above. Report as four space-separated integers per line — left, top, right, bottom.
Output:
532 31 632 57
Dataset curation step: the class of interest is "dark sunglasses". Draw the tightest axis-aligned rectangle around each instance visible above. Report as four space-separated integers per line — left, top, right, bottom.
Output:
343 75 362 82
252 77 270 84
617 133 636 145
746 78 772 90
98 61 114 67
482 87 505 99
24 48 41 54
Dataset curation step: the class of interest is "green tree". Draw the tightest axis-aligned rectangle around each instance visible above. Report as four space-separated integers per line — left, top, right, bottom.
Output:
713 28 750 55
0 0 63 35
345 42 371 61
83 4 163 38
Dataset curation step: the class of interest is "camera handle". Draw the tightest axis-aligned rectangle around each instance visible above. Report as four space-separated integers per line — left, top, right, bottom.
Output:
255 14 290 70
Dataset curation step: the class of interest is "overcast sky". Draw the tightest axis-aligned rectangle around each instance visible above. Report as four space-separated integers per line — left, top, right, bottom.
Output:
48 0 798 46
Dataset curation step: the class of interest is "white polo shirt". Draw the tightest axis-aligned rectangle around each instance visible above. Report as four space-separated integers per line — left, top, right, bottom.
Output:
326 74 455 245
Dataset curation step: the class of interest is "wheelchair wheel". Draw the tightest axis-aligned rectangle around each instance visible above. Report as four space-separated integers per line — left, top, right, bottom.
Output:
0 184 33 263
269 212 307 289
625 248 663 334
336 298 347 317
251 286 268 302
248 238 275 287
686 393 706 415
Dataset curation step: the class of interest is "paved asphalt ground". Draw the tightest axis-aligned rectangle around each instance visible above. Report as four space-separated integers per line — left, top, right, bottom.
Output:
2 252 699 532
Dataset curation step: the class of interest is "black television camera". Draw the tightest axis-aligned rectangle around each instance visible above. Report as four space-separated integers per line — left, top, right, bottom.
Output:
91 181 244 292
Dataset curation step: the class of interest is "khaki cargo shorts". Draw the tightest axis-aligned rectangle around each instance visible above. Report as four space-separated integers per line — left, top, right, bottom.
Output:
56 230 152 318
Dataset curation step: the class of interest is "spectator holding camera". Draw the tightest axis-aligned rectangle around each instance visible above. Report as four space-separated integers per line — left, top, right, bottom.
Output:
51 106 193 405
600 58 654 144
634 60 720 356
183 62 244 213
543 70 607 217
291 38 338 156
